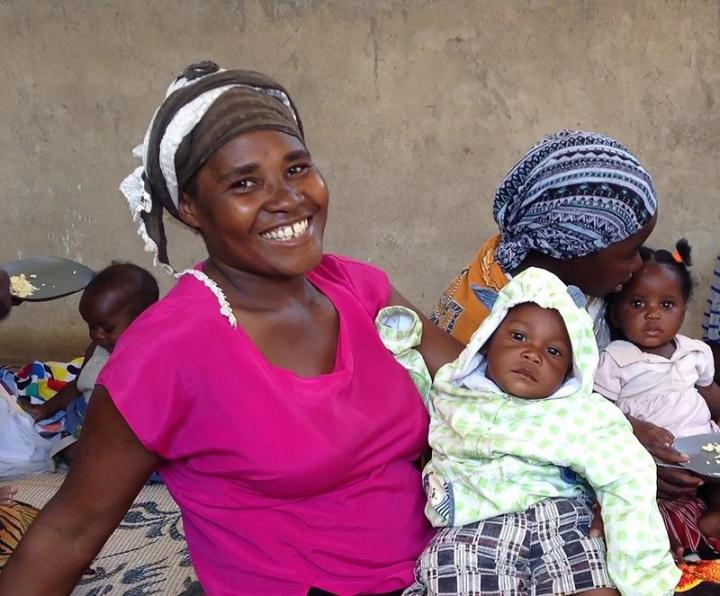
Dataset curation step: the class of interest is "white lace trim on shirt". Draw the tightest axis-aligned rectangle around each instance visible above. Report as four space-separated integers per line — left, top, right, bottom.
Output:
178 269 237 328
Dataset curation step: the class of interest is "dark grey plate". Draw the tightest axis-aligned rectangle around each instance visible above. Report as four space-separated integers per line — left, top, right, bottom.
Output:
2 257 95 302
673 433 720 478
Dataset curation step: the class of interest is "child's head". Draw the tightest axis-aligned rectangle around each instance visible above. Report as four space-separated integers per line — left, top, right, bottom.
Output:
484 302 573 399
608 239 692 352
78 263 159 352
466 268 598 401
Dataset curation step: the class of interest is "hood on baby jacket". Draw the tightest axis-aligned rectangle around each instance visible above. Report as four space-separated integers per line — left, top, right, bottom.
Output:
450 267 599 400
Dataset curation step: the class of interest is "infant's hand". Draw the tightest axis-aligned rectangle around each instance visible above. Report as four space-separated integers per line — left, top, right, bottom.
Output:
588 502 604 538
630 418 676 452
19 400 48 421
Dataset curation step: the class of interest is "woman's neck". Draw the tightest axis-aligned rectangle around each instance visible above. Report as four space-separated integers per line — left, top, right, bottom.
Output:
203 258 316 313
511 253 562 279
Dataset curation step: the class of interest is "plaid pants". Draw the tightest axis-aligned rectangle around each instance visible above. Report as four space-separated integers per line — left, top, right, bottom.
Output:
404 497 614 596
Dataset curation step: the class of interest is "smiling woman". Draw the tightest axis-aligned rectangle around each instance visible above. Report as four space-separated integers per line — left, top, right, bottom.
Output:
179 131 329 283
0 62 462 596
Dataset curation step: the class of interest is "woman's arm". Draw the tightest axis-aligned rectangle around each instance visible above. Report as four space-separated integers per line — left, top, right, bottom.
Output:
698 381 720 421
0 387 161 595
708 342 720 385
388 287 463 376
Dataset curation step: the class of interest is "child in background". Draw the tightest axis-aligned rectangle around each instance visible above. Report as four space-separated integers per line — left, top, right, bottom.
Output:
595 240 720 538
21 263 158 462
378 267 678 596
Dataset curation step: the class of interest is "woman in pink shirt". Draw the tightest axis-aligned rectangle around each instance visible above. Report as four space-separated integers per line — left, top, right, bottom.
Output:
0 62 462 595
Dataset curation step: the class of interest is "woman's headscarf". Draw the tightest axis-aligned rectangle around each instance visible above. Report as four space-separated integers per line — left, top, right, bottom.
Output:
493 130 657 272
120 61 304 274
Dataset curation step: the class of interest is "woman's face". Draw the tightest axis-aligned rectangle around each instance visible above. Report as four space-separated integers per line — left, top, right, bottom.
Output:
180 130 329 278
552 214 657 298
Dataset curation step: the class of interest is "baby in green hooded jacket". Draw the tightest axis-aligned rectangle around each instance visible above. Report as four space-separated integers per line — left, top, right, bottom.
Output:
377 267 679 596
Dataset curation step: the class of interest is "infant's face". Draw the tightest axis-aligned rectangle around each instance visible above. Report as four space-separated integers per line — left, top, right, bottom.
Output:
485 303 573 399
610 261 686 354
79 290 136 353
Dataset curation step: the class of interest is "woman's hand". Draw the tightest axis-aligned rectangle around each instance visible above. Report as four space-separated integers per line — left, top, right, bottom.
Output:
0 485 17 505
651 454 703 501
0 269 12 320
628 416 703 499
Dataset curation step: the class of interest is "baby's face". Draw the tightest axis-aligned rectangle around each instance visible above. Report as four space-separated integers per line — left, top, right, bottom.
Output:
485 303 573 399
79 289 136 352
610 262 686 353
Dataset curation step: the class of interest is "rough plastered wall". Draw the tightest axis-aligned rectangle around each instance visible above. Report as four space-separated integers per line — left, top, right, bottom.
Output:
0 0 718 362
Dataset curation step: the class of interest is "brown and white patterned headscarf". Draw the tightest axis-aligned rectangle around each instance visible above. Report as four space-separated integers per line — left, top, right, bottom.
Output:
120 61 304 274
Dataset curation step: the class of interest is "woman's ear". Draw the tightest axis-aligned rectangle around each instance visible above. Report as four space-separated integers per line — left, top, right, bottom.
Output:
178 194 201 229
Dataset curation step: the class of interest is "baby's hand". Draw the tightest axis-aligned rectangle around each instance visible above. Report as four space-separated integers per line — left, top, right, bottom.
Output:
19 400 49 421
630 418 676 452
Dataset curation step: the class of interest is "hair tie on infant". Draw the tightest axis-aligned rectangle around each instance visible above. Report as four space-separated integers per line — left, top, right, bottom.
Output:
671 250 683 264
471 284 498 311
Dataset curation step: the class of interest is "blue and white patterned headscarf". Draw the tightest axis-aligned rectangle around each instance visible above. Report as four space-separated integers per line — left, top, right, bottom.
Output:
493 130 657 272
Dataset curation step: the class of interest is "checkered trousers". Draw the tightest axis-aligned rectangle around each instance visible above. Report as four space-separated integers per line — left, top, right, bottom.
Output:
403 497 614 596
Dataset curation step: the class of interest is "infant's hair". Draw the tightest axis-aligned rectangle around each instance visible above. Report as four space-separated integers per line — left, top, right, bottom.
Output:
83 262 159 316
638 238 694 300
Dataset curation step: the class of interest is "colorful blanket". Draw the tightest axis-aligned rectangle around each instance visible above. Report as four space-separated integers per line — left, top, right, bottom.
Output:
1 358 84 436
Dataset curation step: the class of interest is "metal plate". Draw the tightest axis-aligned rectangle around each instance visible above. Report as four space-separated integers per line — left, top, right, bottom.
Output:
1 257 95 302
674 433 720 478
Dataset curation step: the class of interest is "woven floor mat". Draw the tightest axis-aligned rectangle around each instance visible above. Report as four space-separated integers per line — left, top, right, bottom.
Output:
14 472 200 595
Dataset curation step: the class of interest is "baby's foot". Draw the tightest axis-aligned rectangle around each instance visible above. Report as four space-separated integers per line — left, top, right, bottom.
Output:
0 484 17 504
699 510 720 539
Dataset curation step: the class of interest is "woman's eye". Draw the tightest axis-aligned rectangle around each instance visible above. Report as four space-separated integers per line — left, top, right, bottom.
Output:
287 163 310 176
511 331 525 342
230 178 257 191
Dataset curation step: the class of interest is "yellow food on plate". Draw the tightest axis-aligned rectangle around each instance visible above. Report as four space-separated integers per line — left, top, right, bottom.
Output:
9 274 37 298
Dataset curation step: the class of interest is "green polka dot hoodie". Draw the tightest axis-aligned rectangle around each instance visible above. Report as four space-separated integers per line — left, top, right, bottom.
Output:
376 267 679 596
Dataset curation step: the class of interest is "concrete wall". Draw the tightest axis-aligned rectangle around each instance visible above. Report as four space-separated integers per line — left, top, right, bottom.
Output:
0 0 718 362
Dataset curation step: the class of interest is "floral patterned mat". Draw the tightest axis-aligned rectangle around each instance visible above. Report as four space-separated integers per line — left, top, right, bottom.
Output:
13 472 200 595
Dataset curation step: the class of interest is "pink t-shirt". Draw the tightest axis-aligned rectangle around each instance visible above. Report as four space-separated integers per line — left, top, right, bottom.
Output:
98 254 432 595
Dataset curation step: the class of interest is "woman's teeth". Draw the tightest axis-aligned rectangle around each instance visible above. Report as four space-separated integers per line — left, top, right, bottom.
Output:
261 218 309 241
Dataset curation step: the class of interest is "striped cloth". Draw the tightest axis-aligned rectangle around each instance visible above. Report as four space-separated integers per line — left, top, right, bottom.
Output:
703 253 720 342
